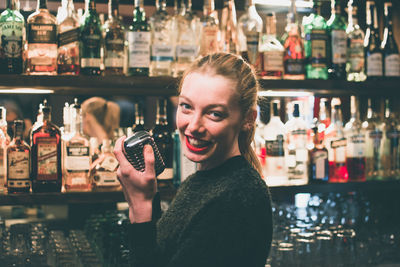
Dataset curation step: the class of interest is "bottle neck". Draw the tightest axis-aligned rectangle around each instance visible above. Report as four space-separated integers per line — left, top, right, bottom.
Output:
43 112 51 123
271 102 279 118
67 0 75 16
265 14 277 36
366 2 378 29
332 106 343 124
384 3 393 32
203 0 215 17
350 96 360 121
88 0 96 12
156 100 167 125
37 0 47 10
7 0 20 10
108 0 119 19
102 140 112 153
187 0 192 12
366 99 373 119
385 100 391 119
13 125 24 141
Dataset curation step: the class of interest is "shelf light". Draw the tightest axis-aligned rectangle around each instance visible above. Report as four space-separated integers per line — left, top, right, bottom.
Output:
0 88 54 94
254 0 313 8
258 90 313 97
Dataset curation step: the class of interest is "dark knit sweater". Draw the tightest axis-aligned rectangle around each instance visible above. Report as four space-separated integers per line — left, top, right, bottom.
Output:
128 156 273 267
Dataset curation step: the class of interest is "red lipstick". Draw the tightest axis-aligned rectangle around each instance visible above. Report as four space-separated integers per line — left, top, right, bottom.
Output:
186 136 209 152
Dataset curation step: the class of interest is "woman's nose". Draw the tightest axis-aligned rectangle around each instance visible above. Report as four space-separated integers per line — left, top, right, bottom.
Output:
187 114 204 134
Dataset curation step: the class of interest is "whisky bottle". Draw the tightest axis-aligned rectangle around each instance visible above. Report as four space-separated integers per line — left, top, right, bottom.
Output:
199 0 219 56
91 139 120 191
260 13 284 79
57 0 80 75
64 99 91 191
26 0 58 75
103 0 125 75
303 0 328 80
31 103 62 193
346 4 366 82
7 120 31 193
327 0 347 80
0 0 25 74
220 0 238 54
381 2 400 78
127 0 150 76
364 1 382 80
149 0 174 76
80 0 102 75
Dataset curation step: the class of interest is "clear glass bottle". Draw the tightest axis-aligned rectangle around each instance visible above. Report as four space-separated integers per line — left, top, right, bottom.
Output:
309 114 329 184
150 0 174 76
64 99 91 192
344 96 366 182
0 0 25 74
381 2 400 78
199 0 219 56
237 0 262 70
57 0 80 75
0 107 8 192
346 3 365 82
260 13 284 79
26 0 58 75
362 98 383 180
263 100 287 186
219 0 238 54
91 139 120 191
127 0 150 76
80 0 102 75
31 103 62 193
327 0 347 80
364 0 382 80
284 102 308 185
0 106 10 145
303 0 328 80
103 0 125 75
7 120 31 193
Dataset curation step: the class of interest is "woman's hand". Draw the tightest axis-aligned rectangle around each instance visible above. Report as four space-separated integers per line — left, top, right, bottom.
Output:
114 136 157 223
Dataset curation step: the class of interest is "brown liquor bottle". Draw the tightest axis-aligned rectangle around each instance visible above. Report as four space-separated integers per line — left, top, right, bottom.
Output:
31 103 62 192
7 120 31 193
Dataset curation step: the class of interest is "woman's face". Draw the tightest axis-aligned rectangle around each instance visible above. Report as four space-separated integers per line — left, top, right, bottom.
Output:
176 72 243 170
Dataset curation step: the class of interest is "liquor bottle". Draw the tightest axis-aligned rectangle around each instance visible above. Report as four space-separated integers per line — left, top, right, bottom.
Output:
303 0 328 80
260 13 284 79
103 0 125 75
127 0 150 76
57 0 80 75
0 107 11 144
364 1 383 80
325 104 348 182
185 0 201 45
31 103 62 192
344 96 366 182
263 100 287 186
80 0 102 75
282 0 305 80
149 0 174 76
381 2 400 78
64 99 91 191
173 0 198 77
26 0 58 75
362 98 383 180
0 0 25 74
152 98 174 189
220 0 238 54
309 115 329 183
284 103 308 185
0 107 8 192
380 99 400 179
132 102 145 132
199 0 219 56
7 120 31 193
91 139 120 191
237 0 262 69
318 98 331 128
327 0 347 80
346 3 366 82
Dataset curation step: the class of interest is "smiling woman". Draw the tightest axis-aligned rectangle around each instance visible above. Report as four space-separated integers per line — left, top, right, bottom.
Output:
114 52 273 267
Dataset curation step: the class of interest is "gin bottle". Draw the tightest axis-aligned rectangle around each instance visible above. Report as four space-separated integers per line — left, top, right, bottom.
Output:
220 0 238 54
381 2 400 78
26 0 57 75
364 1 382 80
0 0 25 74
199 0 219 56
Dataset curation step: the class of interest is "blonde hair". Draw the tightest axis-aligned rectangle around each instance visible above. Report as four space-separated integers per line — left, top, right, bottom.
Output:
82 97 120 139
178 53 262 175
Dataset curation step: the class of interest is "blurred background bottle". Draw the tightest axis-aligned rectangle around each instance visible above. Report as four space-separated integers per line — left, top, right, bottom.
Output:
364 1 382 80
381 2 400 79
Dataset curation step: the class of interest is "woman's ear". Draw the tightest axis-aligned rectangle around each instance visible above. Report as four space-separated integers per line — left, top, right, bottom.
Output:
242 108 257 131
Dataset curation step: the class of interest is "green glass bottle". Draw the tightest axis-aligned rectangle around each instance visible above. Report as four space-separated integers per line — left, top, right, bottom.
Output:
80 0 102 75
303 0 328 80
127 0 151 76
364 0 382 80
327 0 347 80
381 2 400 78
0 0 25 74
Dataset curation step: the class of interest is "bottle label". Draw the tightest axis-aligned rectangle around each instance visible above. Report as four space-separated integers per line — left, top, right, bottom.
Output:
285 58 305 75
65 146 90 171
245 31 259 64
1 21 23 58
384 54 400 77
81 58 101 68
28 24 57 44
176 45 198 59
105 38 124 52
58 28 80 47
369 130 382 150
312 150 328 179
331 138 347 163
331 30 347 64
265 135 284 157
347 134 366 158
263 51 284 72
104 38 124 68
100 156 119 172
348 39 365 72
307 29 327 67
28 44 58 66
200 26 219 55
37 137 58 181
151 44 174 62
128 31 150 68
367 53 383 76
387 130 400 148
7 151 30 179
93 171 119 186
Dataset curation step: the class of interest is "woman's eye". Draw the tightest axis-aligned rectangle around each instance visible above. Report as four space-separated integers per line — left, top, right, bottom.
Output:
179 103 191 110
209 111 224 119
